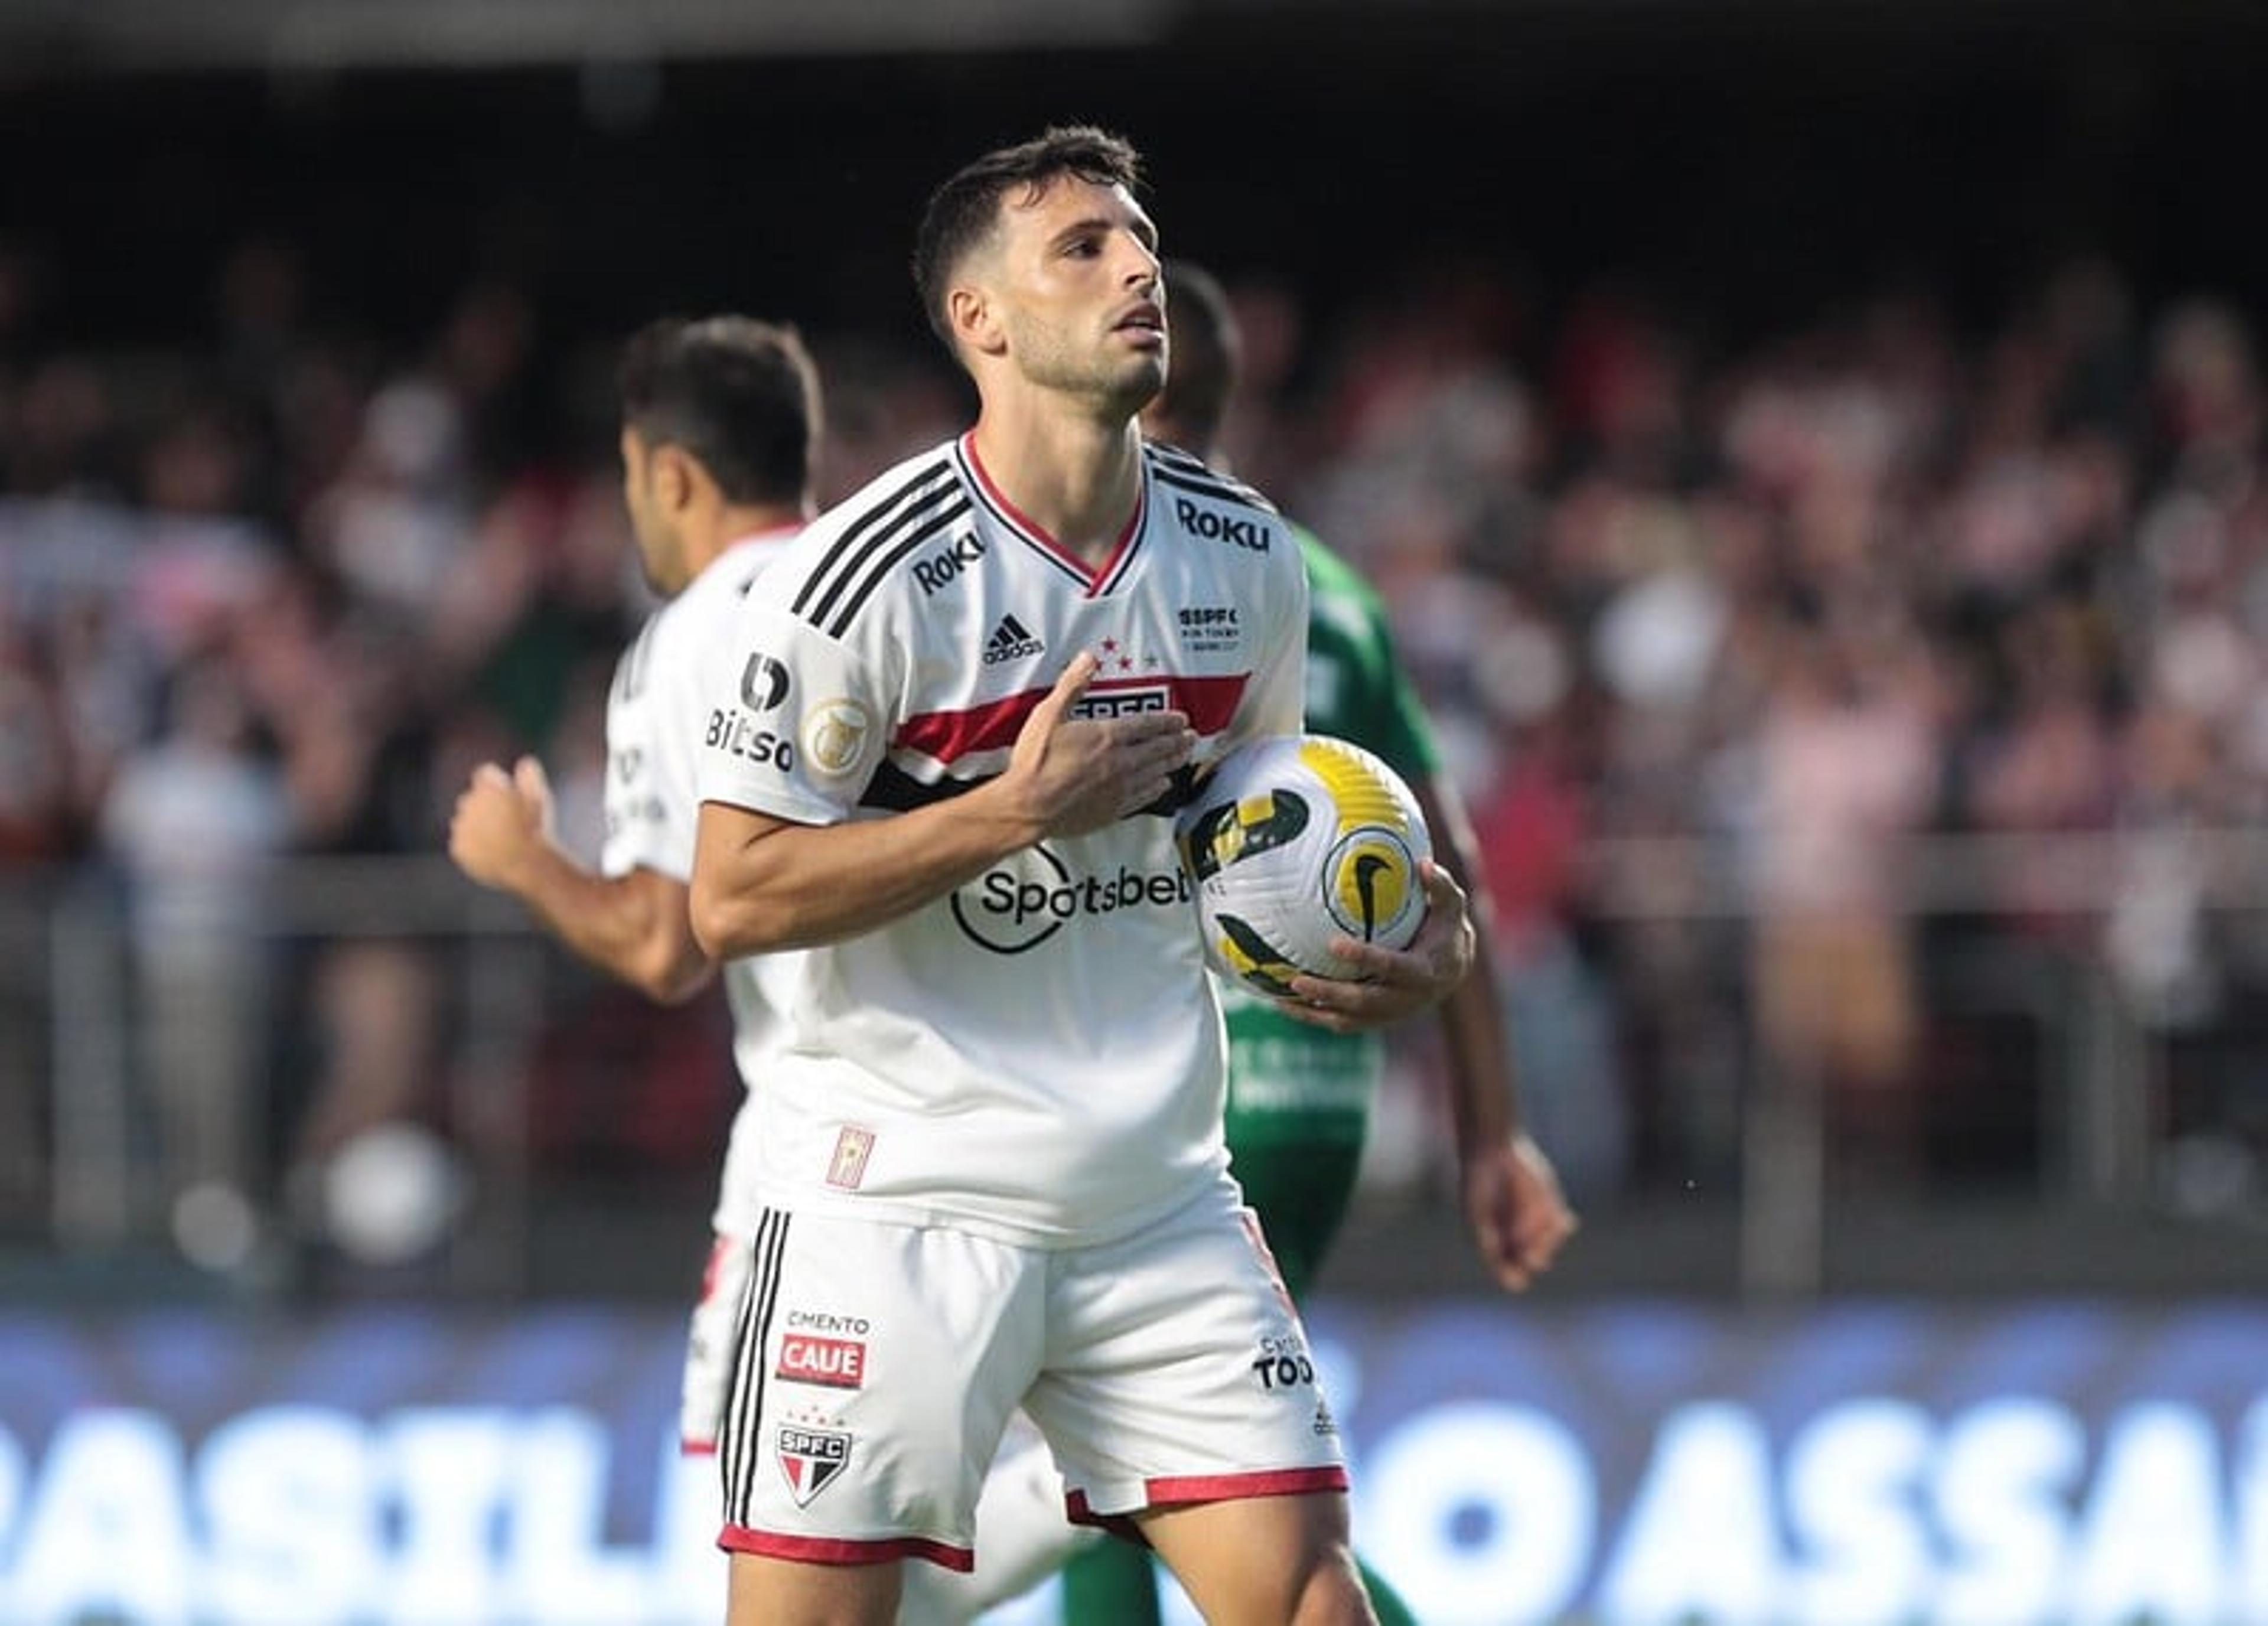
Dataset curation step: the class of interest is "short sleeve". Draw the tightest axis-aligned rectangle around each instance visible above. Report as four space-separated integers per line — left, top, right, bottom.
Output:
695 589 894 827
600 619 696 881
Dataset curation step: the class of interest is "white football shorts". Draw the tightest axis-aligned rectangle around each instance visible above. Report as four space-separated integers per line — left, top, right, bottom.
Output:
680 1231 750 1455
714 1177 1348 1569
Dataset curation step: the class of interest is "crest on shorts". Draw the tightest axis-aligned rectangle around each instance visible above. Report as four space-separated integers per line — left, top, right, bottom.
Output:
826 1126 875 1190
776 1423 852 1507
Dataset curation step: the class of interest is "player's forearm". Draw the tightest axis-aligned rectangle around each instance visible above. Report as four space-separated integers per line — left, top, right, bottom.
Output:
1416 773 1525 1161
1436 922 1520 1161
504 844 713 1004
692 786 1042 957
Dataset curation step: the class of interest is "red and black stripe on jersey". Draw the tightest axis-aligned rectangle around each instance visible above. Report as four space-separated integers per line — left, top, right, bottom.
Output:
858 672 1250 813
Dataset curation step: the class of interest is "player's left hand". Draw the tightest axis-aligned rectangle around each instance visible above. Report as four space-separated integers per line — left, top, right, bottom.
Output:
1463 1132 1577 1293
1276 860 1475 1032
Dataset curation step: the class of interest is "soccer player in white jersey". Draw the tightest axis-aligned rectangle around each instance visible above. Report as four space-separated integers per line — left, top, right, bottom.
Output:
688 127 1475 1626
448 315 1074 1626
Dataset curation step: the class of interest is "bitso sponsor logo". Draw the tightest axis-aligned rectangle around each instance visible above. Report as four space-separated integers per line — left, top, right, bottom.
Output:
739 652 790 711
604 795 664 839
705 711 793 770
777 1335 866 1390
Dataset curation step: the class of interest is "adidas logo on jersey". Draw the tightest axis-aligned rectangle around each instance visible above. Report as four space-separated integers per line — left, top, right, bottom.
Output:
982 614 1044 665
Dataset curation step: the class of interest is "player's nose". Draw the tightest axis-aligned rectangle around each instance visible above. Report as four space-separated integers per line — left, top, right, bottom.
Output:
1119 237 1161 290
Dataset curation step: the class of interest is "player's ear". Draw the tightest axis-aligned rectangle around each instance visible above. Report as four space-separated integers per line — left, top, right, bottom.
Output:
655 445 700 512
949 284 1006 359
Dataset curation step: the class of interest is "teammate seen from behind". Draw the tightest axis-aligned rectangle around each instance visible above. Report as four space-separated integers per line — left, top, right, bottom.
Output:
447 314 819 1460
1050 260 1581 1626
687 127 1475 1626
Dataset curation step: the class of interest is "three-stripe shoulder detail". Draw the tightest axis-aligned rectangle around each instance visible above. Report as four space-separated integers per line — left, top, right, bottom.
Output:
1145 443 1278 515
789 456 971 638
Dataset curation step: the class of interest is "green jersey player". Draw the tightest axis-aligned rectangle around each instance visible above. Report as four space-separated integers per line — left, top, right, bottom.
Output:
1218 529 1443 1299
1051 268 1579 1626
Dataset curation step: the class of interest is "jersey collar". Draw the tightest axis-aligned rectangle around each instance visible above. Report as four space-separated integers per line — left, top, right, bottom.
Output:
957 433 1146 598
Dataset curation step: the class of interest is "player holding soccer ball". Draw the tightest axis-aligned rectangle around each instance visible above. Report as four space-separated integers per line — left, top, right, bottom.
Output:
1030 265 1580 1626
689 128 1473 1626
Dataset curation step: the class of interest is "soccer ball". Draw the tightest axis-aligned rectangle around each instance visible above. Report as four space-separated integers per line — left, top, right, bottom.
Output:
1174 733 1432 996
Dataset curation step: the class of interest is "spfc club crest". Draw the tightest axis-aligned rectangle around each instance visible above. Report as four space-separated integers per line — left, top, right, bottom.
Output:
776 1423 851 1507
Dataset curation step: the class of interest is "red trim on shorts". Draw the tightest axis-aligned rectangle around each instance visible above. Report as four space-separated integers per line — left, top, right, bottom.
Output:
680 1439 717 1458
1143 1467 1350 1501
718 1525 975 1573
1237 1210 1300 1317
699 1234 732 1302
1065 1465 1351 1540
1067 1501 1149 1546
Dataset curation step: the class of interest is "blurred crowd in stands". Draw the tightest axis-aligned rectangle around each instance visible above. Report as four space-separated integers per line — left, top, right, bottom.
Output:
5 230 2268 1273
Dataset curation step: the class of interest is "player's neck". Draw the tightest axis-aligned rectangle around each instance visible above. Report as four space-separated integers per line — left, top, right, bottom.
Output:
968 405 1143 566
689 501 810 577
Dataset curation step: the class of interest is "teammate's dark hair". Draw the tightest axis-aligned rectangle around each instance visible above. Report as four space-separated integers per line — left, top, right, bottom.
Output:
911 125 1145 358
617 316 820 507
1151 259 1241 455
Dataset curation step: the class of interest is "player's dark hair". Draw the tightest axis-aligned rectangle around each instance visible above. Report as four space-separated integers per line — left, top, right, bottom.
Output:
911 125 1145 357
1151 259 1241 455
617 315 820 506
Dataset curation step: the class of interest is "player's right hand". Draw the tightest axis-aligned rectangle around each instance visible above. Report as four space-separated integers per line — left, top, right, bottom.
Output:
448 755 555 892
1280 860 1476 1033
1465 1132 1577 1293
1003 651 1195 839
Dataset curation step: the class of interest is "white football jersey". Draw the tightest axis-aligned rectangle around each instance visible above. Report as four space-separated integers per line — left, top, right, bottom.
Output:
602 526 805 1234
695 434 1309 1244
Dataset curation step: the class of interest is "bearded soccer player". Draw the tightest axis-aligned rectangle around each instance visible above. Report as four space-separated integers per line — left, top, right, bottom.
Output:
689 128 1474 1626
448 315 1070 1625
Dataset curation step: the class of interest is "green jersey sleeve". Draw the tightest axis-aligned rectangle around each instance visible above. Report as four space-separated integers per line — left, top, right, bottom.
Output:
1295 526 1443 785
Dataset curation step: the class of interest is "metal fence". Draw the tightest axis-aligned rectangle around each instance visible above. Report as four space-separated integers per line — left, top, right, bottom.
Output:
5 832 2266 1302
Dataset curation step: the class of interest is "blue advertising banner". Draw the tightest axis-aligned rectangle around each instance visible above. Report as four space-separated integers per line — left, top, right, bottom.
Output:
1 1299 2264 1625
